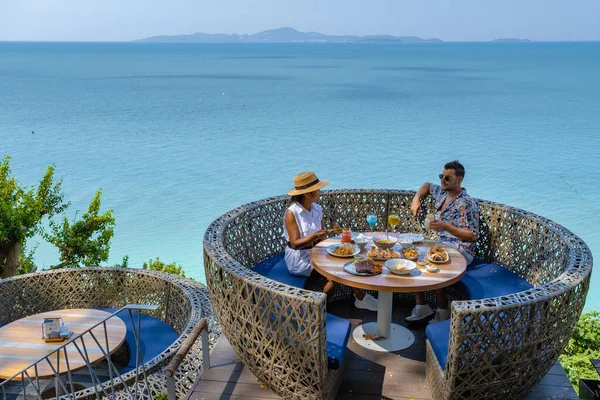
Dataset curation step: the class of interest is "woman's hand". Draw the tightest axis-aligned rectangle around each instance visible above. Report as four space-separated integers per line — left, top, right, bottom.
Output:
312 229 329 241
429 219 446 232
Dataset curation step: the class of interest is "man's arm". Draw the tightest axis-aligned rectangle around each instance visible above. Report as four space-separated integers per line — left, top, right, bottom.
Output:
410 182 432 217
436 222 478 242
430 202 479 242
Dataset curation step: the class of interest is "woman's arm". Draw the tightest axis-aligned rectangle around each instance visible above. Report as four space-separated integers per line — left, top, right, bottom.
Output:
285 211 328 248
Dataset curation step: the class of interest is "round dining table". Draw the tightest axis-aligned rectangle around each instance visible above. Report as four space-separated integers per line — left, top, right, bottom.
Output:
311 233 467 352
0 309 127 380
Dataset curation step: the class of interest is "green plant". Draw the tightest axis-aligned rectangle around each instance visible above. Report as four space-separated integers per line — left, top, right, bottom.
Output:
45 189 115 268
153 394 168 400
559 311 600 394
113 255 129 268
142 257 185 277
0 155 68 277
16 242 38 275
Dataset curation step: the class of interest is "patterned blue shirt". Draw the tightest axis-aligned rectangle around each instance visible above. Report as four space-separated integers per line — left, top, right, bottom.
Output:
430 184 479 257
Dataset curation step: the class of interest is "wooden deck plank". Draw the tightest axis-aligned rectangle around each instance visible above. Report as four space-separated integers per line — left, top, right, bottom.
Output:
189 300 577 399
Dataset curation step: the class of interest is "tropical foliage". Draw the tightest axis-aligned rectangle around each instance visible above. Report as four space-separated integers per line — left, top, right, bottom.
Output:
45 189 115 268
559 311 600 394
1 156 117 276
142 257 185 277
0 156 68 277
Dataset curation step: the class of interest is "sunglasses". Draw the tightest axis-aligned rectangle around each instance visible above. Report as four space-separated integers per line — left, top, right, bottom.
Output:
439 174 453 182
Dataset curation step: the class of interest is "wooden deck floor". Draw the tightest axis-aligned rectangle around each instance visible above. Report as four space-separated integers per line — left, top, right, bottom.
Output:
187 300 578 400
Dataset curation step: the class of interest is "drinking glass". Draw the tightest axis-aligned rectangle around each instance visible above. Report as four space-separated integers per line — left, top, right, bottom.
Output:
366 214 377 231
388 213 400 238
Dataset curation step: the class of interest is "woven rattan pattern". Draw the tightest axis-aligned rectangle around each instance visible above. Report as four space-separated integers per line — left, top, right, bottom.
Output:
204 189 592 400
0 267 219 400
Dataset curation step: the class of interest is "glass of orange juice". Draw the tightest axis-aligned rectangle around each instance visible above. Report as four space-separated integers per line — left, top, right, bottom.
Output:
388 213 400 238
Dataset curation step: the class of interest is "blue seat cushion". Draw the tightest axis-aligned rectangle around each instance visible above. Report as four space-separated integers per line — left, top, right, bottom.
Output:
253 254 308 289
96 308 179 373
456 260 533 300
426 319 451 371
326 313 351 370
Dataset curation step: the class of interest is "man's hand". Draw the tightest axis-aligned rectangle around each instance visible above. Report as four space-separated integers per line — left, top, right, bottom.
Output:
410 197 421 217
430 219 446 232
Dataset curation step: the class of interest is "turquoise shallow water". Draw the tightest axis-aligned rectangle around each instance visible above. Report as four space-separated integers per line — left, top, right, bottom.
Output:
1 42 599 310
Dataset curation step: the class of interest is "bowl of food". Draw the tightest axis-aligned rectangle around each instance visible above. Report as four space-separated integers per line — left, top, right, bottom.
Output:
373 236 398 250
403 247 419 261
384 259 416 275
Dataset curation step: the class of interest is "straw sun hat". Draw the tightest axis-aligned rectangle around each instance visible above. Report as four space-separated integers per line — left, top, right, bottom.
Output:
288 171 330 196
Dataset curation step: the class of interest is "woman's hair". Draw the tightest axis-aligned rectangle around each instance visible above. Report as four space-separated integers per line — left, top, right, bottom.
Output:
289 194 305 204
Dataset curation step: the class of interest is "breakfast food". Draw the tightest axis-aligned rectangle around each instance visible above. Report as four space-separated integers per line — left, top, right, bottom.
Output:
403 248 419 259
367 246 399 259
332 244 355 256
428 247 449 262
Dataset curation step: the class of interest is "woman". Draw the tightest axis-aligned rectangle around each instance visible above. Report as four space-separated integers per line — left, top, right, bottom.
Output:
284 171 378 311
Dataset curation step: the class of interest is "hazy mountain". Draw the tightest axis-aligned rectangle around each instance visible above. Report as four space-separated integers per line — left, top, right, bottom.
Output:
136 27 442 43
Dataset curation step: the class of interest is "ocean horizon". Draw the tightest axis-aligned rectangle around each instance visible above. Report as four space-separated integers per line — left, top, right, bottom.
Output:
1 41 598 310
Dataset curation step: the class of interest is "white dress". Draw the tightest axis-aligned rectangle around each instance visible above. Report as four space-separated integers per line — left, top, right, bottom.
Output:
283 202 323 277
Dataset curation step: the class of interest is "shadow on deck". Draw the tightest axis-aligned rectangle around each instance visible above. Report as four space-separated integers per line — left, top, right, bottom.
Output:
187 300 578 400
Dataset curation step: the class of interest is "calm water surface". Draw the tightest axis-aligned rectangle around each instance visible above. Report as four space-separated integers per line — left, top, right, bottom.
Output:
1 42 598 310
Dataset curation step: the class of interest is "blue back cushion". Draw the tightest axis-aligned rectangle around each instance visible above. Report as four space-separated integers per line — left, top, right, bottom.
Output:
426 319 451 370
254 255 349 369
253 254 308 289
456 260 533 300
96 308 178 372
325 313 351 370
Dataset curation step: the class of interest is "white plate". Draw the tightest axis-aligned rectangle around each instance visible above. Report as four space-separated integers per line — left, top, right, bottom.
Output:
384 259 417 275
326 244 360 258
426 252 449 264
343 261 381 276
396 233 424 246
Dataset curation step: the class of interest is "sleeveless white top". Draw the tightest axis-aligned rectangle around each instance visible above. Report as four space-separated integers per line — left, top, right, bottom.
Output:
283 202 323 277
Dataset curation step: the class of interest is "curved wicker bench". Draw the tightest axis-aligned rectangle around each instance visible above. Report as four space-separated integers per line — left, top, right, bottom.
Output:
0 267 218 400
204 189 592 400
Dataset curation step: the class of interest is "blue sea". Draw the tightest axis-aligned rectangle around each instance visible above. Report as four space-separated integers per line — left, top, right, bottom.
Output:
1 42 598 310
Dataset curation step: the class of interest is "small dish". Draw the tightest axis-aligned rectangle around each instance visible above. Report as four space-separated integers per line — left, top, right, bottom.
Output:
425 264 440 273
402 247 419 261
384 259 416 276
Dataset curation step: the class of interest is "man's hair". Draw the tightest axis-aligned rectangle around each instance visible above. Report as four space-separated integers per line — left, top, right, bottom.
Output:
444 160 465 177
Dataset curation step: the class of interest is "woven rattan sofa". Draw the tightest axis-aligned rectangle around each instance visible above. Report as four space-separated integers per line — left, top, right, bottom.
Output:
203 189 592 400
0 267 217 400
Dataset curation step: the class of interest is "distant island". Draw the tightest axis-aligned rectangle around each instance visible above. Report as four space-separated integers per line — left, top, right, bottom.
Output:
136 27 443 43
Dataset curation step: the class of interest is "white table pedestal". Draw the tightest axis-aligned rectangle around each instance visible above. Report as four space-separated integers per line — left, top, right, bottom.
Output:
352 291 415 352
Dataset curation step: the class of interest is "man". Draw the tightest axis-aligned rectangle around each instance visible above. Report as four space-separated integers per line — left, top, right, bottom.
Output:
407 160 479 324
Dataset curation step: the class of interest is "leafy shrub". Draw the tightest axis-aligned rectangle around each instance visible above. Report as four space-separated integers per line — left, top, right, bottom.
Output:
559 311 600 394
153 394 168 400
142 257 185 277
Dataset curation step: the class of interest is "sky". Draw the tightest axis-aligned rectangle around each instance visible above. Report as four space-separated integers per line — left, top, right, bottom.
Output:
1 0 599 42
